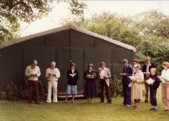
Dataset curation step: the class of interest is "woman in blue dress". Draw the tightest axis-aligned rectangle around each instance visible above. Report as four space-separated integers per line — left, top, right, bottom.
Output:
84 64 97 104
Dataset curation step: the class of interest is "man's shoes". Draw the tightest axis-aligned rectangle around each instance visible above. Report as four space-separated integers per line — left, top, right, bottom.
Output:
144 100 148 103
150 107 154 110
100 101 104 103
154 108 158 111
126 105 131 107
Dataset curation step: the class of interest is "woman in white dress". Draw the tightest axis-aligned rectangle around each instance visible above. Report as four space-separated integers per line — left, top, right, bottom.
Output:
131 64 144 108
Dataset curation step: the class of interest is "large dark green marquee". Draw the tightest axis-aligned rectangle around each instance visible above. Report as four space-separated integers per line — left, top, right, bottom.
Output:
0 25 136 94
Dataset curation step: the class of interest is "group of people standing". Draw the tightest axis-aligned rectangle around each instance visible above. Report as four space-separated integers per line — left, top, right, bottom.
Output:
25 57 169 112
25 60 112 104
121 57 169 111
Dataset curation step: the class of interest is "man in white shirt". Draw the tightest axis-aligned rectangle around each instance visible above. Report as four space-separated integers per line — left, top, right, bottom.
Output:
46 62 60 103
98 62 112 104
25 60 41 104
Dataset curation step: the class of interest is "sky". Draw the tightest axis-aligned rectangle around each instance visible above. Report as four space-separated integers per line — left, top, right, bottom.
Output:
20 0 169 36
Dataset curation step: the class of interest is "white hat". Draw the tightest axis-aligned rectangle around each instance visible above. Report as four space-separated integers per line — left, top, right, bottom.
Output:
134 64 141 69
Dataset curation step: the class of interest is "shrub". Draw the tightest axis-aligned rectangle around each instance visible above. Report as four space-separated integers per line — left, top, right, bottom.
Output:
6 82 19 101
4 80 47 101
109 75 122 97
0 91 7 100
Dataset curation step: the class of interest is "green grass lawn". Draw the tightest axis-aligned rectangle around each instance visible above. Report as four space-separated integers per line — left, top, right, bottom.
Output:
0 86 169 121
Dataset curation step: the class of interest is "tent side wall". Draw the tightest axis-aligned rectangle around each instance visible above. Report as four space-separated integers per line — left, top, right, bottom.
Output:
0 29 135 93
0 46 23 90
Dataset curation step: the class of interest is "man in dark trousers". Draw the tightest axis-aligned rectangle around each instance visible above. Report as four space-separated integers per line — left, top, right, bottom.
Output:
120 59 133 107
25 60 41 104
98 62 112 104
142 56 156 103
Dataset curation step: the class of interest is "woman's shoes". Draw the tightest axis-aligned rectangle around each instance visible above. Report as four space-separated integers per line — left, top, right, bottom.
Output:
150 107 158 111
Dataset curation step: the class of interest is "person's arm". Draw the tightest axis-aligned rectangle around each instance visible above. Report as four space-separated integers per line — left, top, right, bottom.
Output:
124 67 133 76
142 65 145 72
55 68 61 78
126 67 133 76
83 71 87 80
45 69 49 78
107 69 111 78
76 70 79 80
152 63 156 68
25 66 30 77
136 73 144 83
37 67 41 77
67 70 70 79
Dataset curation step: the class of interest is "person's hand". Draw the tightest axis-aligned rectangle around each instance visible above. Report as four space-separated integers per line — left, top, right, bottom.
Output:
120 73 126 76
52 74 57 77
98 68 101 74
33 74 37 77
71 75 74 78
30 74 34 77
144 72 150 75
104 76 108 79
132 80 137 83
48 73 52 77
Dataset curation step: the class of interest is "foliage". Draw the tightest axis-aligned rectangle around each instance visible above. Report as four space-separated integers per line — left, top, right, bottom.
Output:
62 12 142 46
69 0 87 16
0 0 87 43
0 91 6 100
4 81 47 101
39 81 47 101
110 75 122 97
62 10 169 72
6 82 19 101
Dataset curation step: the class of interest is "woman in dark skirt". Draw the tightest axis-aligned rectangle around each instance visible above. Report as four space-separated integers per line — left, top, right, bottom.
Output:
84 64 97 104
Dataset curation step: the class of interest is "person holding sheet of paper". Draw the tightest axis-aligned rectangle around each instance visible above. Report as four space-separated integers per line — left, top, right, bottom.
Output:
120 59 133 107
46 61 60 103
130 64 144 108
25 60 41 104
159 62 169 111
84 64 97 104
147 68 160 111
98 62 112 104
65 63 79 103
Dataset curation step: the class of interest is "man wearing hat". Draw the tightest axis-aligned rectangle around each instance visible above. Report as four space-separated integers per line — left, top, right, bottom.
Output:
65 63 79 103
142 56 156 103
120 59 133 107
98 62 112 104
